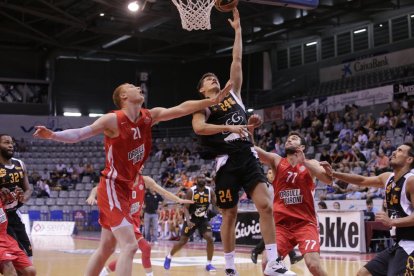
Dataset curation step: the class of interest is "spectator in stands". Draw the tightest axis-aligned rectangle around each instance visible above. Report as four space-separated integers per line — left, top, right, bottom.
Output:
333 201 340 210
318 201 327 210
375 149 390 174
57 173 71 190
291 111 303 130
320 148 332 163
365 198 379 214
345 184 365 200
382 139 396 156
377 112 389 131
39 168 50 181
55 160 66 175
144 188 164 244
35 179 50 198
366 151 378 172
337 122 352 141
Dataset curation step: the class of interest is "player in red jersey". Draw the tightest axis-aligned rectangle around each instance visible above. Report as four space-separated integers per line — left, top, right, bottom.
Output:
0 187 36 276
33 82 231 276
87 168 193 276
252 125 331 276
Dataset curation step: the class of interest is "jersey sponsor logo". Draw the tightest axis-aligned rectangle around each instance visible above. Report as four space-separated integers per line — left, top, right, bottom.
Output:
128 144 145 165
0 169 6 177
139 184 144 190
130 202 140 215
279 189 303 205
222 112 248 142
0 208 7 223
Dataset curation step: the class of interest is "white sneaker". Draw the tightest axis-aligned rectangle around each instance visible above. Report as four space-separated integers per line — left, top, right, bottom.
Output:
264 258 296 276
99 267 110 276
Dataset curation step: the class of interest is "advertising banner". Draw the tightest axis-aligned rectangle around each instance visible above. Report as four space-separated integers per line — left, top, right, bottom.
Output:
320 48 414 82
318 210 366 253
235 211 262 246
327 85 393 112
31 221 75 236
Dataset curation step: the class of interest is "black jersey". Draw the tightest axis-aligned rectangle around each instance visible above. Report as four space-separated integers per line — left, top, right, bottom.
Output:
197 91 253 158
385 172 414 241
189 185 211 221
0 158 25 212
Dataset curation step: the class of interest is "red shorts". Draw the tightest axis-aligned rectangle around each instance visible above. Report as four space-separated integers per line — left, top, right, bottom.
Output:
0 236 32 271
97 177 134 230
132 215 143 240
275 219 320 258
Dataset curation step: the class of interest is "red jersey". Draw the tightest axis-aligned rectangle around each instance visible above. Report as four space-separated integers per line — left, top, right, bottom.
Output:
0 201 8 235
273 158 317 225
130 174 146 225
101 109 152 191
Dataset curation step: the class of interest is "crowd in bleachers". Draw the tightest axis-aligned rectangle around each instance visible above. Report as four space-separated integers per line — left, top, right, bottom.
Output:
255 96 414 202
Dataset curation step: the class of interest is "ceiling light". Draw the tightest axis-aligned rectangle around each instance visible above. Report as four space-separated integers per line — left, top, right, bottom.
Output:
63 112 81 117
128 1 139 12
247 108 254 112
100 13 105 17
411 14 414 18
306 41 317 46
102 35 131 49
89 113 104 117
379 24 383 27
353 28 367 34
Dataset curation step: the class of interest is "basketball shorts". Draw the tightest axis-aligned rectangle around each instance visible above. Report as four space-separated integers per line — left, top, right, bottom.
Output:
365 242 414 276
0 236 32 271
7 211 32 257
215 147 267 209
275 219 320 258
97 177 134 230
181 218 211 237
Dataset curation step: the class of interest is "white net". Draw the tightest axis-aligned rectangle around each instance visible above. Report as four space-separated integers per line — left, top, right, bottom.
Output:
172 0 215 31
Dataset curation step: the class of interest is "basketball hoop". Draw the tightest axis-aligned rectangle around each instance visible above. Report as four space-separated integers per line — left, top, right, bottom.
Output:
172 0 215 31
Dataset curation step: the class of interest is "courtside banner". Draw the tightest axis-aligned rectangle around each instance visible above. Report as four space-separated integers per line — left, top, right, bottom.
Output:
318 210 366 253
235 211 262 245
31 221 75 236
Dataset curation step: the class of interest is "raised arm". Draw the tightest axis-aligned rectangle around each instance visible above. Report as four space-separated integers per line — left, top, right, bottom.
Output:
296 149 332 185
33 113 117 143
254 146 281 171
143 176 193 204
320 161 389 188
192 111 250 136
228 8 242 98
20 161 33 203
150 83 232 125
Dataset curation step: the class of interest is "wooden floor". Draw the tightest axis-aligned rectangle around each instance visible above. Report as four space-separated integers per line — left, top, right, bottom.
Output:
31 234 372 275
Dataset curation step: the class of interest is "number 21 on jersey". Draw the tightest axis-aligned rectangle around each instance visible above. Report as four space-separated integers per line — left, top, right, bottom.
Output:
131 127 141 140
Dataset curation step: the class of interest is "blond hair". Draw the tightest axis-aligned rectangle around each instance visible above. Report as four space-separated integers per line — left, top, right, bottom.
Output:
112 84 128 108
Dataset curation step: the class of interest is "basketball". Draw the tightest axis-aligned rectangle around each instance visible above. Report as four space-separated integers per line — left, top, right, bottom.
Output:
214 0 239 12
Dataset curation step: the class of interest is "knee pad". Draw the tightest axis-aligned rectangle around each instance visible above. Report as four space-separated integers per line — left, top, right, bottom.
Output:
138 239 152 269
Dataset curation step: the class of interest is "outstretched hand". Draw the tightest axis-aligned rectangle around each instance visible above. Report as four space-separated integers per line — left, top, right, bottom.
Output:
227 124 253 138
319 161 333 176
178 199 194 204
211 82 232 105
33 126 54 139
247 114 263 130
228 8 240 30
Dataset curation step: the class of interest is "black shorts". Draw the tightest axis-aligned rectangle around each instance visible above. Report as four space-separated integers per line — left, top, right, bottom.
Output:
7 210 33 257
182 218 211 237
365 242 414 276
215 147 267 209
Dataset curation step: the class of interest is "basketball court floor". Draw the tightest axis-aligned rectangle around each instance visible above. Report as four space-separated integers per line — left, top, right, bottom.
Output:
31 234 371 275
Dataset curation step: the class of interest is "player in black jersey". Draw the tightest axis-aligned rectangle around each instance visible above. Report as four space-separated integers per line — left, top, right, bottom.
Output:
322 142 414 276
164 174 217 272
192 8 295 276
0 134 33 257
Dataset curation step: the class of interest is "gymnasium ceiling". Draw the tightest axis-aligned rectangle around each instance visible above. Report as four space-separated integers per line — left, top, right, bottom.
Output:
0 0 413 63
